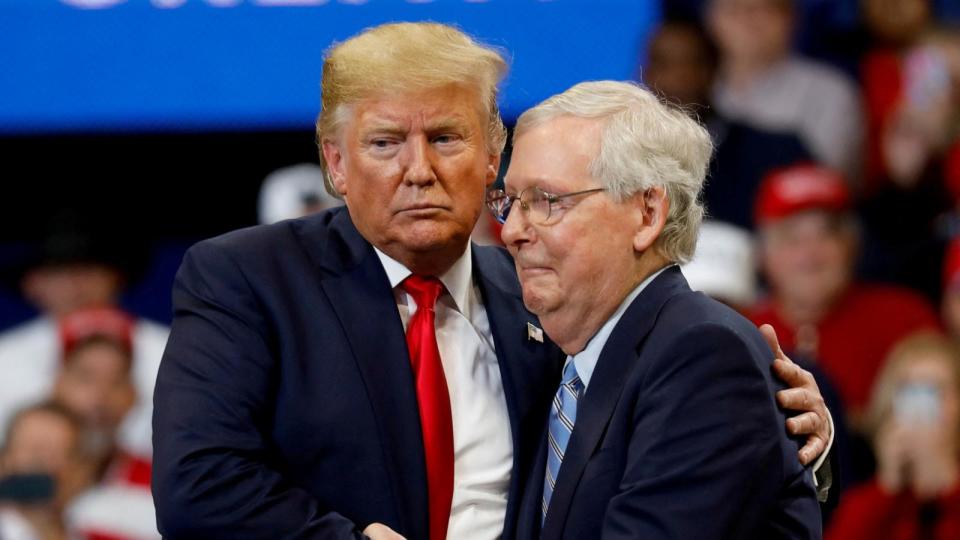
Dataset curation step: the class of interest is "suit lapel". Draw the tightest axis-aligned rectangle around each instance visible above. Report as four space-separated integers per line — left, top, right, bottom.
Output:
473 245 563 540
297 210 428 539
541 266 689 538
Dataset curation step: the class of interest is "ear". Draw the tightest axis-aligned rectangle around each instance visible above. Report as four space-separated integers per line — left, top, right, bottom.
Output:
321 139 348 196
485 151 502 188
633 186 669 253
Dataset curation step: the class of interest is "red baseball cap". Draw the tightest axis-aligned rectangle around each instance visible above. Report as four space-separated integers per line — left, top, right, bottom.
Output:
59 306 134 359
754 163 851 225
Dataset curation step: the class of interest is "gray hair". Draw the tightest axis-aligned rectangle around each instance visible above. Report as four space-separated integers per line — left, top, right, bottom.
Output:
514 80 713 263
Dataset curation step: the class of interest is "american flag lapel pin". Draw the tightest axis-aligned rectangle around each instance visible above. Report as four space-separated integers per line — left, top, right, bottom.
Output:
527 322 544 343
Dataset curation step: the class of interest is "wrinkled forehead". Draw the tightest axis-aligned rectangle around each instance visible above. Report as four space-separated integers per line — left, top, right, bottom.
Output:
506 116 603 190
333 83 489 134
349 88 483 129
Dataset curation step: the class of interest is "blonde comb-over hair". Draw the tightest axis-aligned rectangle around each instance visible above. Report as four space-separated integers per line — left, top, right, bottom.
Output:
316 22 509 197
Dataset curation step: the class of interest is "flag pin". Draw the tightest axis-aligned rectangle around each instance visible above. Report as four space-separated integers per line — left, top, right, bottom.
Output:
527 322 544 343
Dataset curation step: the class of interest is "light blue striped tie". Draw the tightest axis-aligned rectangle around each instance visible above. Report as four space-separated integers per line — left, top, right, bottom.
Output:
542 357 583 522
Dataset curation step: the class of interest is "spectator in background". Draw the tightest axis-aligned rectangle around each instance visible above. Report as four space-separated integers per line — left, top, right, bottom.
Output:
683 218 852 521
680 220 758 311
860 0 935 190
642 19 813 228
257 163 344 225
705 0 863 182
52 308 137 473
0 213 167 459
0 402 94 540
750 163 940 423
859 31 960 300
51 308 158 540
827 332 960 540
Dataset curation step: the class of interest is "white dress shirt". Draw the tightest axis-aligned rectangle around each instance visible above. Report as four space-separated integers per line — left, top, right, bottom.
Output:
375 245 512 540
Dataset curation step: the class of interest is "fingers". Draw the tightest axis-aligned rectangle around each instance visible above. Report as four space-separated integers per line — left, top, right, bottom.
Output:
772 358 815 389
798 435 827 466
363 523 407 540
777 386 823 413
759 324 786 361
785 411 824 437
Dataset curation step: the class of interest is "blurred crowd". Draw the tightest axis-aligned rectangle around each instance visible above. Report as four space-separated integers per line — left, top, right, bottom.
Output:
0 0 959 538
646 0 960 538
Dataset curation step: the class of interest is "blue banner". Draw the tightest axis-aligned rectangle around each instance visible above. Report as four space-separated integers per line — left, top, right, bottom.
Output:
0 0 660 133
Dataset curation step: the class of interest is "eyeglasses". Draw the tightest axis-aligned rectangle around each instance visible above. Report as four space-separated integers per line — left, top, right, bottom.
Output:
485 186 607 225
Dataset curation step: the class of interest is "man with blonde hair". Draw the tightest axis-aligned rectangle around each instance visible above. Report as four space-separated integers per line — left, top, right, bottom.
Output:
154 22 559 540
492 80 822 538
154 22 830 540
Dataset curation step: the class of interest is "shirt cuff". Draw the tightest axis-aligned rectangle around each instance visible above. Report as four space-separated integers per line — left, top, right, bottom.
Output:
811 406 834 484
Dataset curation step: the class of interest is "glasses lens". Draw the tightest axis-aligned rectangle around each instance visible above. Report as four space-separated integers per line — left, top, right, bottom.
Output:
522 187 551 223
486 190 512 224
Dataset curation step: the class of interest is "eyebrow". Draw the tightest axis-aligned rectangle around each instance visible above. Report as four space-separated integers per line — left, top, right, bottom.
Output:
505 177 565 194
426 118 470 133
359 122 406 137
358 116 471 139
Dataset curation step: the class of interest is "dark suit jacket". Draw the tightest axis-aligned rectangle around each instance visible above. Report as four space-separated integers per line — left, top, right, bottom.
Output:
152 208 561 539
516 267 822 540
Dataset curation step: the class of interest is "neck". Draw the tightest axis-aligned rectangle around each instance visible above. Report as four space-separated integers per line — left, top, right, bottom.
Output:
542 256 668 355
380 241 468 277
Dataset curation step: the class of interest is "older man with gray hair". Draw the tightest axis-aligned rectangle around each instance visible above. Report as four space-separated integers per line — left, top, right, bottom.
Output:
491 81 822 539
154 21 829 540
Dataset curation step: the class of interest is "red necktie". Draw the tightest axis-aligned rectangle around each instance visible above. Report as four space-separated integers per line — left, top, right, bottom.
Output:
401 275 454 540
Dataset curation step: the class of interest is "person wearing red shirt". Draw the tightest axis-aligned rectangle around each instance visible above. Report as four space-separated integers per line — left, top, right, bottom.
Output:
750 164 940 422
827 332 960 540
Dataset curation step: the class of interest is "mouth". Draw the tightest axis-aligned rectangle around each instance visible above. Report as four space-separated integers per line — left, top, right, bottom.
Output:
396 204 449 216
517 265 553 277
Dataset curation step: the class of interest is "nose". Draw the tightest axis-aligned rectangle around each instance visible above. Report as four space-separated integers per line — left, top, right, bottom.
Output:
401 134 437 186
500 197 533 249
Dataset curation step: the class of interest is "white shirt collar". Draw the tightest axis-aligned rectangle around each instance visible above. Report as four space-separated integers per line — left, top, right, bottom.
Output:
573 265 673 389
373 243 473 315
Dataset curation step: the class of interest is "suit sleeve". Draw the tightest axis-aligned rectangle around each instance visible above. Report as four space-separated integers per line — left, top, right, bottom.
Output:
601 323 816 540
152 241 365 539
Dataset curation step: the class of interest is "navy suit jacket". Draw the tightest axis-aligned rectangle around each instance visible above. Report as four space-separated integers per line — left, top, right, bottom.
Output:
152 208 562 539
516 267 822 540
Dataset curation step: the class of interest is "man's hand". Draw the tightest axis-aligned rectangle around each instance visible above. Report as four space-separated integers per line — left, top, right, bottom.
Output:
760 324 832 466
363 523 407 540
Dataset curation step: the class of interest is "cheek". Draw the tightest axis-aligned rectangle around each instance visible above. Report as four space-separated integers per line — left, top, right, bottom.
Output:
763 246 793 276
348 155 400 194
447 162 489 204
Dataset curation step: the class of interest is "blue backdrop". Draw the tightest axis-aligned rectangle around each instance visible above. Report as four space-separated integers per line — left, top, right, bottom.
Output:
0 0 660 133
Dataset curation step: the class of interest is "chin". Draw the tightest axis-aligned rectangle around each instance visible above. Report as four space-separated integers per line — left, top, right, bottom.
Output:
397 225 470 253
521 288 556 317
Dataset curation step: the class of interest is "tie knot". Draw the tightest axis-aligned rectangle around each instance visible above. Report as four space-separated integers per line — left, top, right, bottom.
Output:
401 275 444 310
561 357 583 392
